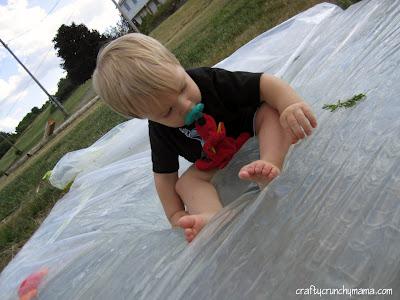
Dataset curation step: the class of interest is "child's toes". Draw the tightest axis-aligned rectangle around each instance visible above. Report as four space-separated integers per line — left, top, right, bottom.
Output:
247 165 256 176
255 164 264 175
184 228 193 241
239 165 252 179
268 167 280 179
261 165 272 177
238 169 249 179
177 215 194 229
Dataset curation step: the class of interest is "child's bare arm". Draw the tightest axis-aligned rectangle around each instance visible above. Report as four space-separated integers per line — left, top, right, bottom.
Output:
259 74 304 113
259 74 317 144
153 172 188 227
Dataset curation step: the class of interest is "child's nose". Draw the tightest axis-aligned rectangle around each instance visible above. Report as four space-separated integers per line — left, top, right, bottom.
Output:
179 98 194 116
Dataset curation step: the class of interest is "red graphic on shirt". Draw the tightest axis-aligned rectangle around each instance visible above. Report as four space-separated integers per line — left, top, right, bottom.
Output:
195 114 250 170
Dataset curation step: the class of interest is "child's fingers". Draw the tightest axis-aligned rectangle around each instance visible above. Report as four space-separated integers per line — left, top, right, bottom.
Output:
287 114 305 139
302 105 318 128
285 127 297 144
280 103 317 143
280 112 300 143
281 116 297 143
294 110 313 136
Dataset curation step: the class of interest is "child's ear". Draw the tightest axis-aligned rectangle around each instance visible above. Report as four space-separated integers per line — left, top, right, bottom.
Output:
131 113 140 118
122 111 141 119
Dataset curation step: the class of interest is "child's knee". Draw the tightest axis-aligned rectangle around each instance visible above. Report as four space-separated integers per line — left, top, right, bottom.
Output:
175 168 198 196
175 166 215 196
254 102 279 134
175 175 187 197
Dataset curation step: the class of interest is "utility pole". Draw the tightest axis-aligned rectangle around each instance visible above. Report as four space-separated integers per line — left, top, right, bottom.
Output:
0 38 69 118
110 0 140 33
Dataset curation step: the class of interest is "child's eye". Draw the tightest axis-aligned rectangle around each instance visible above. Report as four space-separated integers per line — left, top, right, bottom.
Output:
164 107 172 117
181 83 187 92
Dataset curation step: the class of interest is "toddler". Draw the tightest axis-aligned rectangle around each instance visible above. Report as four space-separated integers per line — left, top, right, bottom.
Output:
92 33 317 243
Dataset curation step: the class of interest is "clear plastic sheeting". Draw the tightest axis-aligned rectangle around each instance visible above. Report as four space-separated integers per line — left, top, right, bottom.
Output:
49 118 150 189
1 1 400 299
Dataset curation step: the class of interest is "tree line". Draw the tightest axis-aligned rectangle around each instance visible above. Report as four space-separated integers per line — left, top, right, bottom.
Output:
0 18 131 160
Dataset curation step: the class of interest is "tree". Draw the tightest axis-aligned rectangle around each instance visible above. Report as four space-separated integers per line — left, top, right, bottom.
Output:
54 76 77 103
15 106 44 135
0 132 16 159
53 23 107 85
104 16 133 40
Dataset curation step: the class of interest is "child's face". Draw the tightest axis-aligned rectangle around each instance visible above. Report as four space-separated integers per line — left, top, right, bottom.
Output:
148 66 201 127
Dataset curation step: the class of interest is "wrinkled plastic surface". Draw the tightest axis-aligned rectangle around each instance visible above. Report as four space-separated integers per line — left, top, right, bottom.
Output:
49 118 150 189
1 1 400 299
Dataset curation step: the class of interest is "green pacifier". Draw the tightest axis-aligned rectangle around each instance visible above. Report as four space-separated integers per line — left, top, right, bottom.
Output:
184 103 204 126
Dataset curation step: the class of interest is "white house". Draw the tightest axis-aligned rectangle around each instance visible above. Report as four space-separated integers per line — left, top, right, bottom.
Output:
118 0 167 25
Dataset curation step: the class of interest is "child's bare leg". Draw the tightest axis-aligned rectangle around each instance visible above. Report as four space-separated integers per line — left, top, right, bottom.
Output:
239 103 292 188
175 166 221 242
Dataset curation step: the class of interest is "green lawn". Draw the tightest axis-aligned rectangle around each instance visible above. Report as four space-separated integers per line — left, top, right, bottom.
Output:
0 0 360 272
151 0 332 68
0 79 95 172
0 102 125 270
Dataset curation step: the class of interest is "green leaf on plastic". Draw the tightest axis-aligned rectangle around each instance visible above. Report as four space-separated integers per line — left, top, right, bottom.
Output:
323 93 366 112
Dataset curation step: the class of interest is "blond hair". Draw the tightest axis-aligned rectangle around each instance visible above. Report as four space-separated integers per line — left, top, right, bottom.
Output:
92 33 181 118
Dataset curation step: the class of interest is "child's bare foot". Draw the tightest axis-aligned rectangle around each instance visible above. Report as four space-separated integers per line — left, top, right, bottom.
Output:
238 160 281 189
177 214 212 243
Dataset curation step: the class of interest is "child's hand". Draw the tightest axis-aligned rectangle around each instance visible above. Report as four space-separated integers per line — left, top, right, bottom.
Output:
279 102 317 144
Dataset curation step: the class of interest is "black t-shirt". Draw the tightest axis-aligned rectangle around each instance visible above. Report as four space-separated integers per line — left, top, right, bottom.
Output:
148 67 262 173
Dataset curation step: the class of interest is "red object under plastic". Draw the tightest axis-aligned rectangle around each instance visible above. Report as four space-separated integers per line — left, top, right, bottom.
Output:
18 267 48 300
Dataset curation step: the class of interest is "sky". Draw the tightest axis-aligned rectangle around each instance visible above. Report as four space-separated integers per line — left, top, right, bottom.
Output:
0 0 121 133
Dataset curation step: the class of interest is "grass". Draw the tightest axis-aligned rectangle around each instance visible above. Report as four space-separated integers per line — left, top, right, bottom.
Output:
0 0 361 272
152 0 332 68
139 0 188 35
336 0 360 8
0 79 95 173
0 102 124 270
